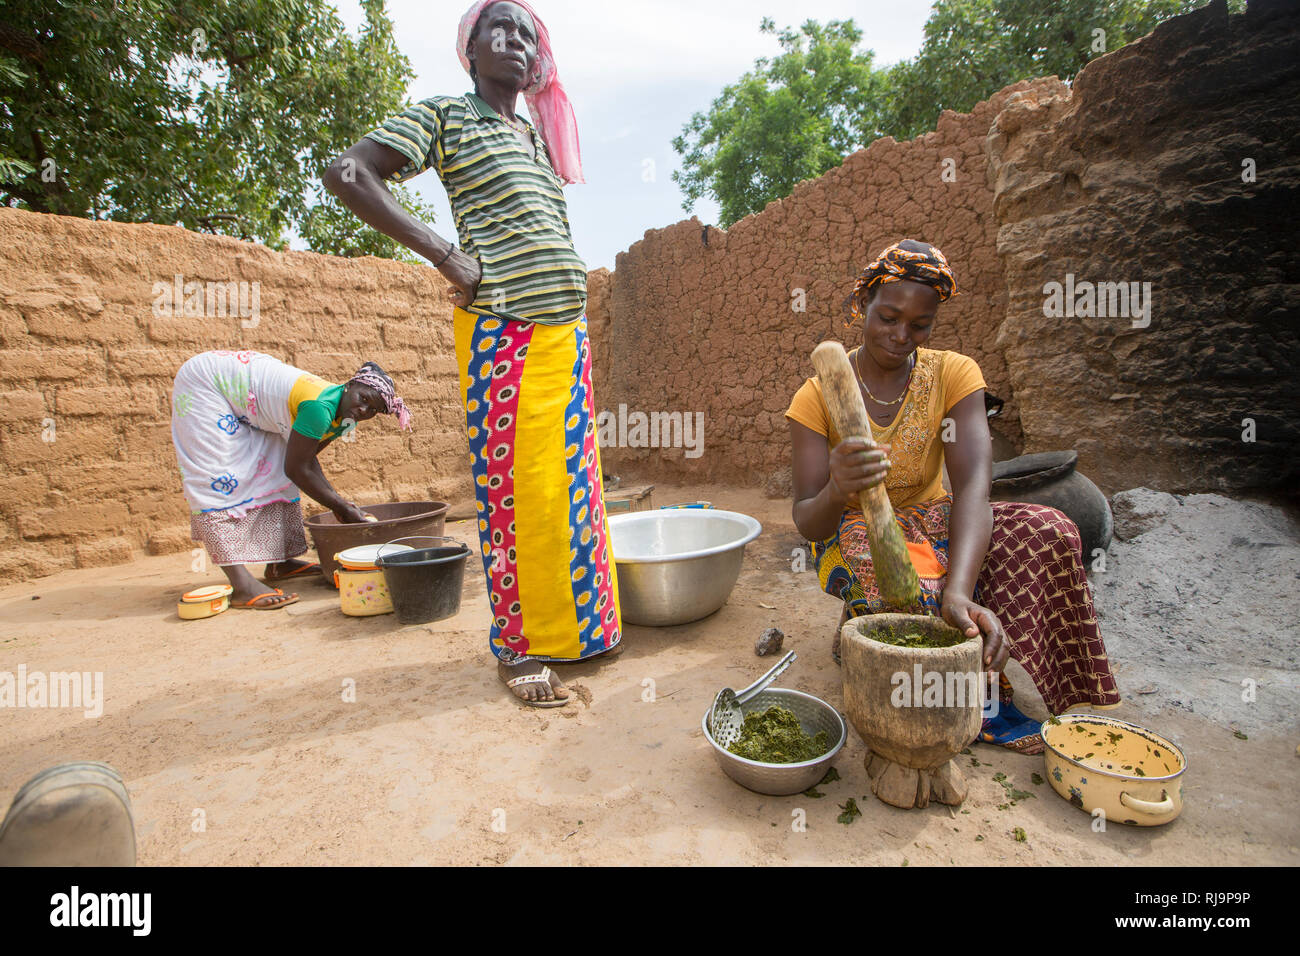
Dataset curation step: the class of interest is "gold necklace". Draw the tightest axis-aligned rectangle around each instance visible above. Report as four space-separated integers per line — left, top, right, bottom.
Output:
854 347 914 406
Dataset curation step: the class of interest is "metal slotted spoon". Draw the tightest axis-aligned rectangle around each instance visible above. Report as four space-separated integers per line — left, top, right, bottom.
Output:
709 651 798 749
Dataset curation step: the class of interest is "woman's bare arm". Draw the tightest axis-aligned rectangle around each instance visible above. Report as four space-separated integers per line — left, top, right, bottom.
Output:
941 389 1008 668
790 421 890 542
941 390 993 600
284 430 362 521
323 138 481 306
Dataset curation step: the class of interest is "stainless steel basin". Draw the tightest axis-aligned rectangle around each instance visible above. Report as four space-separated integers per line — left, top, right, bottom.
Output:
608 509 762 626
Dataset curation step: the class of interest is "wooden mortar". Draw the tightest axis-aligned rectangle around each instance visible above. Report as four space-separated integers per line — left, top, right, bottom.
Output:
841 613 984 809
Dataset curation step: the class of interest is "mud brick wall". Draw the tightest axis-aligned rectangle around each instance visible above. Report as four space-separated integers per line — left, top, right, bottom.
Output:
590 0 1297 499
2 1 1292 583
585 267 613 406
0 207 472 581
590 78 1056 493
985 0 1299 495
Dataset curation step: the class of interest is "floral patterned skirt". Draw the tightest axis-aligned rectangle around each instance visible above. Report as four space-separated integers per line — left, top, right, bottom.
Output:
189 500 309 567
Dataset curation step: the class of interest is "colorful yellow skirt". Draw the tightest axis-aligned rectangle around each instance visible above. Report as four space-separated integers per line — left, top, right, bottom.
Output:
454 307 622 661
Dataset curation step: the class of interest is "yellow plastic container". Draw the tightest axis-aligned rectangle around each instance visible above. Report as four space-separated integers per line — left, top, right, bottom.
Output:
178 584 233 620
335 568 393 616
333 545 410 617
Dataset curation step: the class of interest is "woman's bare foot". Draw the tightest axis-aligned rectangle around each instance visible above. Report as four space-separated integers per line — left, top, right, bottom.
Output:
222 565 299 609
498 657 571 705
234 590 299 609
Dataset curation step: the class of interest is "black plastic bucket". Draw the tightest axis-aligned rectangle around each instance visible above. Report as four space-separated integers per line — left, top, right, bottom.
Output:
376 537 471 625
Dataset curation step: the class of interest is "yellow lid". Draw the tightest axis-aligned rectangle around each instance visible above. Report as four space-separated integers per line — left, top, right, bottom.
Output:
181 584 234 603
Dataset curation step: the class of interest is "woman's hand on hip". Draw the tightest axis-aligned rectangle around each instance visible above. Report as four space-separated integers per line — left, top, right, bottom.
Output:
828 440 891 501
438 248 482 309
942 594 1009 671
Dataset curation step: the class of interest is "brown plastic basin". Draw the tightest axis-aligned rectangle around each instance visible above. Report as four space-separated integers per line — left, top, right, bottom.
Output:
304 501 449 586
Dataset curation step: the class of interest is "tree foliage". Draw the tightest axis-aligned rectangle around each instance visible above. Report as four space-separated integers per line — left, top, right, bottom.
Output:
880 0 1243 141
672 18 889 229
674 0 1248 226
0 0 435 260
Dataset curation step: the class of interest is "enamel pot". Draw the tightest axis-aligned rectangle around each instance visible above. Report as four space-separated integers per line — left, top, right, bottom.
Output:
1041 714 1186 827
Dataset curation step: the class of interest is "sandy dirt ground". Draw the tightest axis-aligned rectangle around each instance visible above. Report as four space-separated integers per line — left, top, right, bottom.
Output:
1 483 1296 866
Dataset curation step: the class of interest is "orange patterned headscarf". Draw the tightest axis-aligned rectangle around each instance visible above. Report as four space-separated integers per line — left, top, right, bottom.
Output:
849 239 958 321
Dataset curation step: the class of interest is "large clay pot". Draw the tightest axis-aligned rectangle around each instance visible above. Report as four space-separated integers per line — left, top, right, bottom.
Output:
841 613 984 809
990 451 1113 559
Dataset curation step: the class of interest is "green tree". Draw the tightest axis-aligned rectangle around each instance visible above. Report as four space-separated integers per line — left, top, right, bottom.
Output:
882 0 1247 141
674 1 1248 225
672 18 890 228
0 0 435 260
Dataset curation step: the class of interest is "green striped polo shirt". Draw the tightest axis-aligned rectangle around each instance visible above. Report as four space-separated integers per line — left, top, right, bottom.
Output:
366 92 587 326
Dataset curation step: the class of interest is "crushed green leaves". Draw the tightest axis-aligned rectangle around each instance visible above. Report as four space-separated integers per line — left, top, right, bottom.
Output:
993 771 1035 802
726 705 830 764
867 626 964 648
837 798 862 825
803 764 842 797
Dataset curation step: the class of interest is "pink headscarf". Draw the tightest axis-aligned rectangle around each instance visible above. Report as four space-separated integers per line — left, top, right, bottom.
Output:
457 0 584 185
349 362 413 431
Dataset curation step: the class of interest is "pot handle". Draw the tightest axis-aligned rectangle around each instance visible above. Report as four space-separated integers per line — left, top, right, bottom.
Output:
1119 790 1174 816
375 535 461 563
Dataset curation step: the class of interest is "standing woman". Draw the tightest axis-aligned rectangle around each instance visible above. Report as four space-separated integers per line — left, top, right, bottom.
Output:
786 240 1120 753
172 351 412 609
325 1 621 707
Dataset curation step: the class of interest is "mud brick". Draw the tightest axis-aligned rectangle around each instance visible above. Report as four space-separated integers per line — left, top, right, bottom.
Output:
0 349 106 383
147 526 195 555
75 535 136 568
17 501 131 539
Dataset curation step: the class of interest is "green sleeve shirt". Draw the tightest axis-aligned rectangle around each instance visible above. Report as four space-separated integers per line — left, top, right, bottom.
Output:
291 384 346 441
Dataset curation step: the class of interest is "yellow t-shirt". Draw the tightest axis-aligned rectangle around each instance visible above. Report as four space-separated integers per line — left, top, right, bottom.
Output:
784 347 986 509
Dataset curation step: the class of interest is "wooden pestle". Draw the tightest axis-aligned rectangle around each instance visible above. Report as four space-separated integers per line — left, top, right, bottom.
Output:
811 341 922 611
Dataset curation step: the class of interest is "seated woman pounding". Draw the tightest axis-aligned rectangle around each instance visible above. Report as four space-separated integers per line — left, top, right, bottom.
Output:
785 240 1120 754
170 350 412 609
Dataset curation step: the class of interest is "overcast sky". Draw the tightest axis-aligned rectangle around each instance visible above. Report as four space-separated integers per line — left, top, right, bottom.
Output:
332 1 934 270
